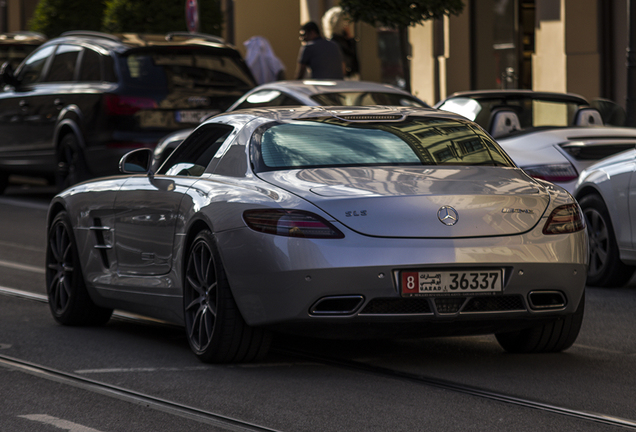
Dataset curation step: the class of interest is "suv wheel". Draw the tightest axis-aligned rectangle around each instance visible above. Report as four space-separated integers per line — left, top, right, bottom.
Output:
0 172 8 194
56 134 88 191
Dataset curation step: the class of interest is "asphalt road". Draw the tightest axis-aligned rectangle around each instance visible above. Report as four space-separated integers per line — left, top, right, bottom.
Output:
1 182 635 432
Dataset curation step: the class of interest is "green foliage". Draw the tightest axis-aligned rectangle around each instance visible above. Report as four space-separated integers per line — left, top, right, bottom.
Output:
103 0 223 35
29 0 106 37
28 0 223 37
340 0 464 29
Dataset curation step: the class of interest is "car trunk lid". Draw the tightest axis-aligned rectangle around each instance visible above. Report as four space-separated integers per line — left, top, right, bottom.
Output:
257 166 549 238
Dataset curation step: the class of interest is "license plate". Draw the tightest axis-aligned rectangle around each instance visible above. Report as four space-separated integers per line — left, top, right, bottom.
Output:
175 110 219 124
401 270 503 297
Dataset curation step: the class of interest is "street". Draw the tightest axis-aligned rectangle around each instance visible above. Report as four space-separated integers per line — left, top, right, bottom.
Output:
1 182 635 432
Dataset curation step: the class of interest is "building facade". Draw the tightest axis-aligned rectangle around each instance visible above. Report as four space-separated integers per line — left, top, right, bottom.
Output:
3 0 630 112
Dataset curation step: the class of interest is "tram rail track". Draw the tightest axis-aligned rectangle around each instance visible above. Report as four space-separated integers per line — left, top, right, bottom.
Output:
2 285 636 431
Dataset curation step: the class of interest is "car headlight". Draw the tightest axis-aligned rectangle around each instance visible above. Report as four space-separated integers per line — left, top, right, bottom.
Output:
522 163 578 182
542 203 586 234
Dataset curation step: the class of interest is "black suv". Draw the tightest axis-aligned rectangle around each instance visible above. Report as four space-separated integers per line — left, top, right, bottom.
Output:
0 31 255 193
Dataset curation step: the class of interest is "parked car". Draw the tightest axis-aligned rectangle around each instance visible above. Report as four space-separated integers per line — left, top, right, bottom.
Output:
153 79 430 167
435 90 636 193
46 105 587 363
0 31 255 194
575 150 636 287
0 31 46 69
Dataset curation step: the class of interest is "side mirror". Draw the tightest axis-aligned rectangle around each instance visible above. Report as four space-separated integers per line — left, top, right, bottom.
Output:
0 61 19 87
119 148 153 174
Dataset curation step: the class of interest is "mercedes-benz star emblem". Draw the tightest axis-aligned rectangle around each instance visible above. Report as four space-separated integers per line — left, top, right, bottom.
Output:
437 206 459 226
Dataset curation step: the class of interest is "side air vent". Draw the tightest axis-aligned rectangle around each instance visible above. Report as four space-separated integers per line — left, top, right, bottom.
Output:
90 218 111 268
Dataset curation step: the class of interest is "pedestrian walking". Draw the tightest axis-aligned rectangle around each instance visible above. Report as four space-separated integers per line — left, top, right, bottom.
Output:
243 36 286 85
295 21 344 80
322 6 359 80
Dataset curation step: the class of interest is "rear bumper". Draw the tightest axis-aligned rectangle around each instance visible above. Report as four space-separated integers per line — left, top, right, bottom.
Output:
216 225 587 332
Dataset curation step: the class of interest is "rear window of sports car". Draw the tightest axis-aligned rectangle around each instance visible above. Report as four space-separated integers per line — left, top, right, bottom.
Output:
251 117 514 171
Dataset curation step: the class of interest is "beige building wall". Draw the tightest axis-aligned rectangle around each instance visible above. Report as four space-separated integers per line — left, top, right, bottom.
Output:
533 13 567 92
5 0 39 32
564 0 600 100
232 0 301 80
356 22 381 83
533 0 601 101
444 8 471 98
409 22 435 105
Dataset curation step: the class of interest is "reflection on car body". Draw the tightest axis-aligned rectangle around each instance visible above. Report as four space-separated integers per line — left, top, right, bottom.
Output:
47 106 587 363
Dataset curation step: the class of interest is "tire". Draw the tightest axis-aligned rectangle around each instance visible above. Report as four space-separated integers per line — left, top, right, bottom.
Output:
183 230 271 363
55 134 89 191
579 194 635 287
0 171 8 195
495 292 585 353
46 211 113 326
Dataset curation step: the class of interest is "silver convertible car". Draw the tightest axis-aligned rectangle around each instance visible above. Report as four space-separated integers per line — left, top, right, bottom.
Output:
436 90 636 193
46 106 587 363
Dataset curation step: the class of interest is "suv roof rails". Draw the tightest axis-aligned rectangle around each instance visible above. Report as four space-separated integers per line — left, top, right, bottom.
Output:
60 31 121 42
0 31 46 41
165 32 225 44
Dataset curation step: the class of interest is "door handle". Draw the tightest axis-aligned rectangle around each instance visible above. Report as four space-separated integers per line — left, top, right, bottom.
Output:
54 98 63 107
18 100 28 110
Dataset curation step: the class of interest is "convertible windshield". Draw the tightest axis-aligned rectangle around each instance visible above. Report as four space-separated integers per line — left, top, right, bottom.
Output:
252 117 514 171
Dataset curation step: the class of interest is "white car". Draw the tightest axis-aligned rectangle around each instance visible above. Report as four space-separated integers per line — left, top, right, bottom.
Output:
154 80 429 167
436 90 636 193
575 149 636 287
227 79 429 111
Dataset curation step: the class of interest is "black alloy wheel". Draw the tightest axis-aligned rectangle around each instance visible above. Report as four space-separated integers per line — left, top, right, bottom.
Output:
183 230 270 363
55 133 89 191
46 211 112 326
579 194 635 287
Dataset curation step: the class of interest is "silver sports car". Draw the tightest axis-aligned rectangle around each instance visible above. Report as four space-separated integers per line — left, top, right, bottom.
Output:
46 106 588 363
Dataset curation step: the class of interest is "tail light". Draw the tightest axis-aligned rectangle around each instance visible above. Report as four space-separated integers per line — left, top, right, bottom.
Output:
543 203 586 235
522 163 578 183
105 94 158 115
243 209 344 239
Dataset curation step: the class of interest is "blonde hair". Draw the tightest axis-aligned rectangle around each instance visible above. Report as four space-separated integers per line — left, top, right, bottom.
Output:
322 6 349 39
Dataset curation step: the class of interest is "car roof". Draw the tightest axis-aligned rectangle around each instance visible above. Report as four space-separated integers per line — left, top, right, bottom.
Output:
210 104 463 123
45 31 237 54
247 80 417 97
443 89 589 105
